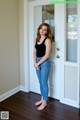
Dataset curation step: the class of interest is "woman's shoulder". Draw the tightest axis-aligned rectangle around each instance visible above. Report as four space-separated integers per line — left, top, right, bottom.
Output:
45 38 51 43
45 38 52 46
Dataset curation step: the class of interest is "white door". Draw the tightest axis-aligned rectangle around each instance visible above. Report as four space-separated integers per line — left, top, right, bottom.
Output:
27 0 80 108
29 0 64 100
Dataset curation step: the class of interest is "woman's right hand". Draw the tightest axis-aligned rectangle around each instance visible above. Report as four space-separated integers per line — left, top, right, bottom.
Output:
34 63 40 70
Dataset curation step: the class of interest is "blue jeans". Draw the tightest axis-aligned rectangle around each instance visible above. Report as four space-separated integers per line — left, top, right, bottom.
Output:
36 57 50 100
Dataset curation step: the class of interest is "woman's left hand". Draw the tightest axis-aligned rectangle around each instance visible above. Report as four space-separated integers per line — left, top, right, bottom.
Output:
34 63 39 68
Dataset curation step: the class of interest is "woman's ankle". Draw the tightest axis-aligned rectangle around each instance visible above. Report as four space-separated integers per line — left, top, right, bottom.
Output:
42 100 47 104
37 101 47 110
35 99 43 106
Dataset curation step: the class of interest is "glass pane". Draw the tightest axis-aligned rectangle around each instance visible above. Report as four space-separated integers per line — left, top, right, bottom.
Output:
34 5 55 42
66 4 77 62
42 5 55 42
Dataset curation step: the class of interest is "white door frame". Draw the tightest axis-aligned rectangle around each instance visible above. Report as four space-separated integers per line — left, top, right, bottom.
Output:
28 0 65 102
19 0 80 108
19 0 30 92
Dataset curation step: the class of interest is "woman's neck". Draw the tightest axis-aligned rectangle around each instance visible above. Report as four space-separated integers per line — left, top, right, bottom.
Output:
40 36 46 40
39 36 46 43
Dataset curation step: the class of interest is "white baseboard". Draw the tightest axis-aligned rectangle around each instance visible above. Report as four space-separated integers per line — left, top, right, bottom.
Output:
0 86 29 102
60 98 80 108
0 86 20 102
20 85 29 92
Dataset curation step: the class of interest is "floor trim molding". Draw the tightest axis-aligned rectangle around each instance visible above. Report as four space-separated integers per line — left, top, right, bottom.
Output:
0 86 29 102
0 86 20 102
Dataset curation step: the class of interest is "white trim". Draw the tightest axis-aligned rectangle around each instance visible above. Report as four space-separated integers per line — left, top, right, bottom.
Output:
20 86 28 92
60 98 79 108
0 86 29 102
19 0 30 92
59 4 66 103
77 4 80 108
64 62 78 67
0 87 20 102
23 0 30 92
61 3 80 108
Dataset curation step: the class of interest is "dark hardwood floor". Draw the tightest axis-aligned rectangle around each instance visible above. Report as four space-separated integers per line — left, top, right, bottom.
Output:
0 91 80 120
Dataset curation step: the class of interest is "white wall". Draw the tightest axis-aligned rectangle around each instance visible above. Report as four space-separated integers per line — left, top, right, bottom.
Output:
0 0 20 95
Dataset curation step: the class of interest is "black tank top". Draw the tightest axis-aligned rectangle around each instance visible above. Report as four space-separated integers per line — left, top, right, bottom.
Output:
35 37 47 57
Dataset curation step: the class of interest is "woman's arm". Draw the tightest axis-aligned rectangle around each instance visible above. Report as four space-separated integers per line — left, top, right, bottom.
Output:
35 38 51 68
33 47 37 65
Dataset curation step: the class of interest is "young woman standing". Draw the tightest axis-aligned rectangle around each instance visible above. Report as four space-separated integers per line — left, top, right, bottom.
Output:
33 23 52 110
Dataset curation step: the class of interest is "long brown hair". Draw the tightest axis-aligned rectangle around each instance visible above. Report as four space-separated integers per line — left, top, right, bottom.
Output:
36 23 52 43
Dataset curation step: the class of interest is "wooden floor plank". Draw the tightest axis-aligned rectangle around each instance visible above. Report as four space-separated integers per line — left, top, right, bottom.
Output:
0 91 80 120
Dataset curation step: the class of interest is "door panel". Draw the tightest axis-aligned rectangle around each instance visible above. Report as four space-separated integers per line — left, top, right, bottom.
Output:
29 1 62 100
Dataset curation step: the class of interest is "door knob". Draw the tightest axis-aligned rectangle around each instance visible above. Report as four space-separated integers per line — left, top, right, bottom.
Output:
56 48 60 51
56 55 60 58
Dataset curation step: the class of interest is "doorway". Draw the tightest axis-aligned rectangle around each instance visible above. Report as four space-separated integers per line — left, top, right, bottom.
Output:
29 1 64 100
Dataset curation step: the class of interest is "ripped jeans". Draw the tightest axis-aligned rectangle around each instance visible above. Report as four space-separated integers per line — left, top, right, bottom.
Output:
36 57 50 100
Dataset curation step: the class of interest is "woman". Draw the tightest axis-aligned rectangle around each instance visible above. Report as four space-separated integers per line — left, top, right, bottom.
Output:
33 23 52 110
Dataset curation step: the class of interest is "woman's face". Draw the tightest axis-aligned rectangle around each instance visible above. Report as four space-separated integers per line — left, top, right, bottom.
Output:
39 25 47 36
